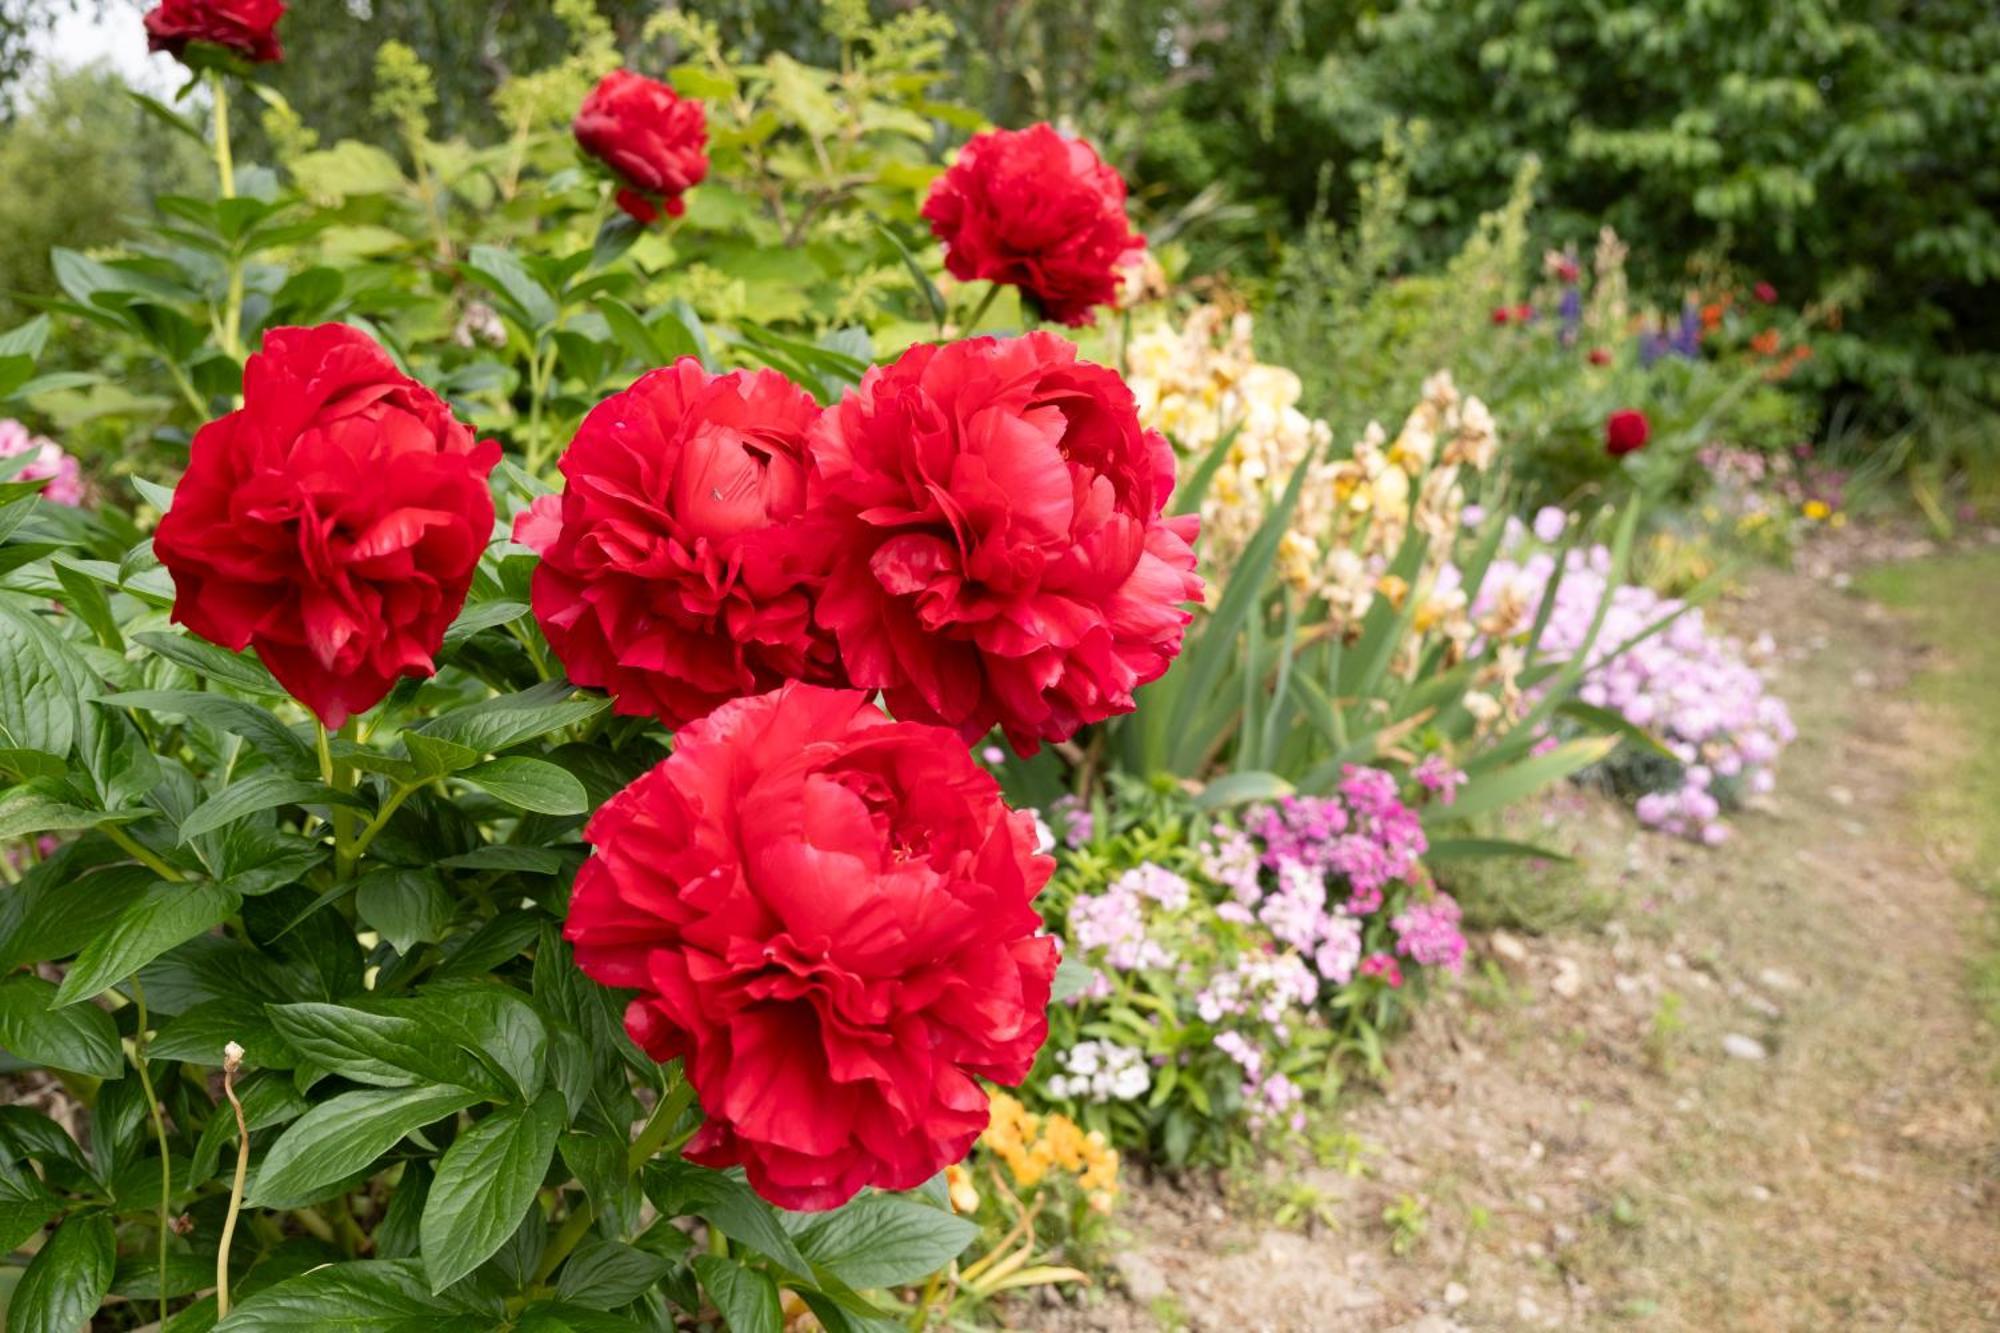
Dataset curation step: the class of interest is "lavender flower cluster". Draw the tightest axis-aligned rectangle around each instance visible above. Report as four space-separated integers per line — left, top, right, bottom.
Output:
1476 543 1795 842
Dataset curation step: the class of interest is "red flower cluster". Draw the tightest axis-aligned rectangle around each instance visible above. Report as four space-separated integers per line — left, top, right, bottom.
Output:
156 325 499 728
519 362 839 728
143 0 284 64
807 333 1202 752
574 70 709 224
921 124 1143 327
1605 408 1651 457
564 683 1058 1210
1753 281 1778 305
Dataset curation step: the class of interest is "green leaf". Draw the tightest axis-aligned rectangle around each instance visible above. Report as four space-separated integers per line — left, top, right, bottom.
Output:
247 1085 484 1210
692 1256 782 1333
0 863 158 971
440 601 528 651
0 974 123 1077
875 221 946 329
646 1162 811 1277
263 1002 506 1096
413 683 607 757
179 773 353 844
459 757 588 816
420 1090 566 1293
1423 838 1574 863
465 245 558 330
212 1259 488 1332
0 1158 62 1254
1192 770 1294 810
0 600 87 759
0 791 142 842
355 868 455 954
0 315 51 359
50 559 120 651
55 879 241 1007
552 1239 672 1310
795 1193 977 1288
1555 699 1680 761
1049 955 1093 1005
1435 736 1620 823
152 998 298 1069
411 984 548 1102
132 631 283 696
8 1211 114 1333
97 691 314 773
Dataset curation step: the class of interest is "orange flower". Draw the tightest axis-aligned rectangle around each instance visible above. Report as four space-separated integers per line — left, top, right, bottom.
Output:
1750 329 1781 357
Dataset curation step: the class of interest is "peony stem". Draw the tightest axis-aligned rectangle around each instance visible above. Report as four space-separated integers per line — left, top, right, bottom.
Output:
104 823 185 883
209 72 235 200
528 1072 696 1290
963 281 1003 334
130 978 173 1332
319 722 360 879
210 72 245 366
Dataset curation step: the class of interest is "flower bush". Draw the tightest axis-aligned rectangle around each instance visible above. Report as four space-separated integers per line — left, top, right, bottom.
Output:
1476 537 1796 842
1029 770 1463 1166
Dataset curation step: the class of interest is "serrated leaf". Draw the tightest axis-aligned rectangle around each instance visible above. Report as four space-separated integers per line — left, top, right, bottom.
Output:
460 757 588 815
55 879 240 1007
0 974 123 1077
247 1085 483 1209
420 1090 566 1292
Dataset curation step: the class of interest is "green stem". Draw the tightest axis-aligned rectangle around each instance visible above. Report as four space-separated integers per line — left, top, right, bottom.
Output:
528 1075 695 1287
210 72 245 366
319 723 360 879
165 360 208 419
103 823 185 883
209 73 235 199
524 342 556 476
962 281 1003 333
346 783 415 864
131 978 173 1332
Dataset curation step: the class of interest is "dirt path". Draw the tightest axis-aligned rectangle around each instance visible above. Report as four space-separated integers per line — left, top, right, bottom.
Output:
1059 533 2000 1332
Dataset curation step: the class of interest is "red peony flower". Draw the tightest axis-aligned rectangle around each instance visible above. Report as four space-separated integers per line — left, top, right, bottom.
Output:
1489 307 1511 326
143 0 284 64
155 324 499 728
573 70 708 224
523 360 841 728
1753 281 1778 304
920 123 1144 327
1587 347 1613 366
565 682 1058 1210
1605 408 1651 457
806 333 1202 753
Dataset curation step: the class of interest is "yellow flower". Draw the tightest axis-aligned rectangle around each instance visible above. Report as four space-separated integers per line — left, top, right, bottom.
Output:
1802 499 1831 521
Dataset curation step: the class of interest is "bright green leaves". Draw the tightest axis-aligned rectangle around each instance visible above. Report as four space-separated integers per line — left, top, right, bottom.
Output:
419 1090 565 1292
693 1255 784 1333
460 757 589 816
264 1001 508 1096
